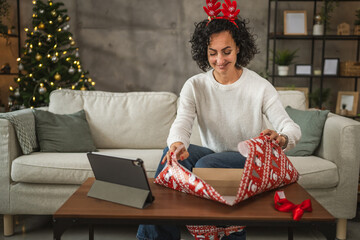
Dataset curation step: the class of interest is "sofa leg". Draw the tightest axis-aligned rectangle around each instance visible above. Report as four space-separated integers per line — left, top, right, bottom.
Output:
3 214 14 236
336 218 347 240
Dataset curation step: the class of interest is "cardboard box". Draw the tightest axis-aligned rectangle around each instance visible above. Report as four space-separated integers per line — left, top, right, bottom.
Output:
193 168 243 196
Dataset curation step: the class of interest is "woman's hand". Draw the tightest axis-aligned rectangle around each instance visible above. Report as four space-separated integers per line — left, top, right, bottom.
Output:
161 142 190 165
260 129 287 148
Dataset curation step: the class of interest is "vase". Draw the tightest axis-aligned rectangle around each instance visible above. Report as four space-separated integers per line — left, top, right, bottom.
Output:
278 66 289 76
313 24 324 36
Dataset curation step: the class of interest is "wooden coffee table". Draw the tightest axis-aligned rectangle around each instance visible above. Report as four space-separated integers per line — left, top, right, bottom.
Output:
53 178 335 240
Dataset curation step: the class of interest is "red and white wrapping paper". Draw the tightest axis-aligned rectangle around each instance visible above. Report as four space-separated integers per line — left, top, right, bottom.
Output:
154 135 299 238
155 135 299 205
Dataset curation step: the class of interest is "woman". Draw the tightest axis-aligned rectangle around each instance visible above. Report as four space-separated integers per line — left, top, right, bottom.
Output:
137 13 301 240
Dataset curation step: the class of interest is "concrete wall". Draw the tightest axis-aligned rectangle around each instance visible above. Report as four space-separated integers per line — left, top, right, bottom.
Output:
1 0 360 112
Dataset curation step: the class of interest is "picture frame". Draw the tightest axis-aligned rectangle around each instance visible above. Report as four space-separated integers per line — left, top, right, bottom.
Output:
336 91 359 116
284 10 308 35
295 64 312 75
276 87 309 108
323 58 339 76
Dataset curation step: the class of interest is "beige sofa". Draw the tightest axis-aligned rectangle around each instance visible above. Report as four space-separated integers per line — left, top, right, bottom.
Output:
1 89 359 239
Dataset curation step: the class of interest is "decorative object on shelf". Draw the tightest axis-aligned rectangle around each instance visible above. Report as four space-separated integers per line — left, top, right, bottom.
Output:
336 91 359 116
340 61 360 76
309 88 331 109
313 68 322 76
0 63 11 74
323 58 339 76
295 64 312 76
8 0 95 109
273 49 298 76
313 14 324 36
337 22 350 35
284 10 307 35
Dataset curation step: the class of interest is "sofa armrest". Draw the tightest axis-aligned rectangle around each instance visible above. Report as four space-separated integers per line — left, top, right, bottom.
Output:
315 113 360 218
0 118 22 213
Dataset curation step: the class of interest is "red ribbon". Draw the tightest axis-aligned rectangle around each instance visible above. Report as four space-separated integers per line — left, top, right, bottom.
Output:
274 191 312 221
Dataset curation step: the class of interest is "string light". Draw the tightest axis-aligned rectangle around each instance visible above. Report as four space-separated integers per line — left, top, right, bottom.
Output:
17 78 21 82
17 58 21 62
29 74 33 77
40 83 44 87
63 51 67 55
34 27 38 31
39 64 43 67
50 82 54 86
32 0 36 5
66 57 71 61
91 82 96 86
24 28 29 32
49 21 53 24
33 96 36 101
53 44 57 49
47 54 51 58
72 85 75 90
38 42 42 46
55 52 59 56
9 86 14 91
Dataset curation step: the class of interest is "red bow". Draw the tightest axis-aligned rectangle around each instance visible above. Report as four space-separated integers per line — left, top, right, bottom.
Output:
274 191 312 221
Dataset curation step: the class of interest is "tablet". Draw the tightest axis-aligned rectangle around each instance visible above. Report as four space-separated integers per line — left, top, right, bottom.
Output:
87 152 155 208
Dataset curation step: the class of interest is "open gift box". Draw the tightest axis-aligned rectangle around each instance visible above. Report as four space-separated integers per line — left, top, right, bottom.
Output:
154 136 299 206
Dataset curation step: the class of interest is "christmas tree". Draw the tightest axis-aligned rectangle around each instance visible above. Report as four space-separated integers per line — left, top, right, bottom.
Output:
9 0 95 110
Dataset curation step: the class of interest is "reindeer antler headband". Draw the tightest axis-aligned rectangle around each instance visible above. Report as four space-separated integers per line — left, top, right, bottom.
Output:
203 0 240 28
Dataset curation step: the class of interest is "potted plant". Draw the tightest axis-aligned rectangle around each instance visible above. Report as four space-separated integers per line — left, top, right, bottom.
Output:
355 8 360 35
0 0 10 34
273 49 298 76
309 87 331 109
320 0 338 32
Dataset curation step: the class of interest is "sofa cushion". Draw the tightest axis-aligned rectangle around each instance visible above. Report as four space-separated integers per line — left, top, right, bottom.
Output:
11 149 162 184
285 106 329 156
48 90 177 149
33 109 96 152
289 156 339 189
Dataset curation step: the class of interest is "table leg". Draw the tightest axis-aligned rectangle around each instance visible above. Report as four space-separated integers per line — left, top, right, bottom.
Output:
287 227 293 240
89 224 94 240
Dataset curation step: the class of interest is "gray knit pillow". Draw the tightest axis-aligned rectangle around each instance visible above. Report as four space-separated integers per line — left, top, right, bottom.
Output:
0 109 38 154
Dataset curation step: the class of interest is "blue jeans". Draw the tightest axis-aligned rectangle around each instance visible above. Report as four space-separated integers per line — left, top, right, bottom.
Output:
137 144 247 240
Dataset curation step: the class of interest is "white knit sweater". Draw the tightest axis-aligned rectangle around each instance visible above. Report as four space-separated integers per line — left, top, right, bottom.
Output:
167 68 301 153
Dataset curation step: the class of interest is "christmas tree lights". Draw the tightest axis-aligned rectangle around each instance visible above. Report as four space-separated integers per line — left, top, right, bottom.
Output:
9 0 95 110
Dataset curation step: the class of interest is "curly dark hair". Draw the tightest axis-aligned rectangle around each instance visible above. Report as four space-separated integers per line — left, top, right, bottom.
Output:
190 18 259 72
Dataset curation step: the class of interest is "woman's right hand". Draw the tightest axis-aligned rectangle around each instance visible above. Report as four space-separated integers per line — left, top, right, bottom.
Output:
161 142 189 165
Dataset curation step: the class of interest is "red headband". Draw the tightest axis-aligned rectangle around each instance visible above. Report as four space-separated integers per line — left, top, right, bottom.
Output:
203 0 240 28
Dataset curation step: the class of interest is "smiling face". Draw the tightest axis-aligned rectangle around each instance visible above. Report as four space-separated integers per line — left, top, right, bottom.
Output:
207 31 239 75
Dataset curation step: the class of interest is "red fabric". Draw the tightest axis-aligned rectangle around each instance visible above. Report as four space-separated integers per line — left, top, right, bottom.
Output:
203 0 240 28
154 135 299 238
274 191 312 221
187 225 245 240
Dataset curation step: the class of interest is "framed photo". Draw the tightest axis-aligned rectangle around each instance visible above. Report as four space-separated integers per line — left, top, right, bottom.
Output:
284 10 308 35
276 87 309 108
323 58 339 76
336 91 359 116
295 64 312 75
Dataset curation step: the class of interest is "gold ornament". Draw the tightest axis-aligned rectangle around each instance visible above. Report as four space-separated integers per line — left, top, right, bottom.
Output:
66 16 70 21
35 53 42 61
70 40 75 46
54 73 61 81
57 16 63 22
80 86 86 91
38 22 45 29
51 10 57 17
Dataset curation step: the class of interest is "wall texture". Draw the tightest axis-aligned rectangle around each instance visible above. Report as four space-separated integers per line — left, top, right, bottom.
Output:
2 0 360 112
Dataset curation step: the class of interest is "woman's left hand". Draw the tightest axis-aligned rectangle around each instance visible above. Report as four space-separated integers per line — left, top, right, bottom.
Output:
260 129 287 148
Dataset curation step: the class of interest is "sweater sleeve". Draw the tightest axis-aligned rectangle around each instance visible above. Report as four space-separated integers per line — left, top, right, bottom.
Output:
263 86 302 151
167 81 197 150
